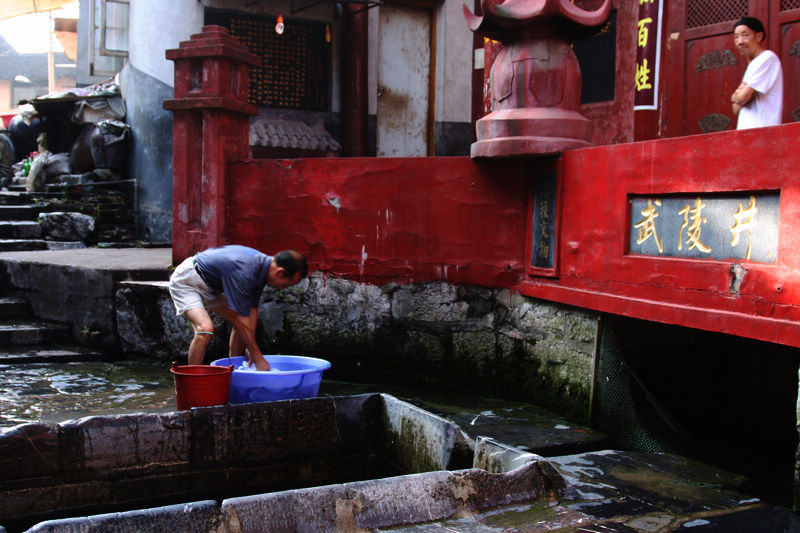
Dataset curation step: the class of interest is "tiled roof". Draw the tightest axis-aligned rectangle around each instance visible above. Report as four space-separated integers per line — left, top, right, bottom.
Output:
249 118 341 153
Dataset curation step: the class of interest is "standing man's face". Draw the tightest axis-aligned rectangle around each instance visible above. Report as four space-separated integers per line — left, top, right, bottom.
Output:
733 25 764 60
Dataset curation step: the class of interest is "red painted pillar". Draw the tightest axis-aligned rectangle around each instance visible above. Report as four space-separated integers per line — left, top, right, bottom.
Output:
341 5 369 157
164 25 260 264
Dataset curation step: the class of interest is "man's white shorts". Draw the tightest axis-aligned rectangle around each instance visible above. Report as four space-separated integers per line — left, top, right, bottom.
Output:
168 256 227 315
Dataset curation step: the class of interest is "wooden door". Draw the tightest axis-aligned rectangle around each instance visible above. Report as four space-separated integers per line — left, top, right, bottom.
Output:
776 1 800 123
662 0 799 137
377 3 432 157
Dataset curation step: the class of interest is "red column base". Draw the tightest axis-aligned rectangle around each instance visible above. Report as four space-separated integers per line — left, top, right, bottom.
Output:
471 107 592 157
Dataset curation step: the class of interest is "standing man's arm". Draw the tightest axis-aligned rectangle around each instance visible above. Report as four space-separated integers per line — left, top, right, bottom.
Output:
731 82 755 115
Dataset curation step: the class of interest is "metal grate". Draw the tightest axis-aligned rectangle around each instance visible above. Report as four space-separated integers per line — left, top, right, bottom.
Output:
593 321 686 454
782 0 800 10
687 0 748 29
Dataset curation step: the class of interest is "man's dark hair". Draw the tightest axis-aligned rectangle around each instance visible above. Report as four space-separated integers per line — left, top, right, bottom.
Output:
733 16 765 38
274 250 308 279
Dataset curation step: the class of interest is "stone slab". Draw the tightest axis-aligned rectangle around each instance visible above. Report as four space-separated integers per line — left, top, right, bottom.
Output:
0 221 41 239
25 500 219 533
382 450 800 532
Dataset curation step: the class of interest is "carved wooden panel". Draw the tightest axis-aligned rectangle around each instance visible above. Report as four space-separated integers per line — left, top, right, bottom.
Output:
779 15 800 123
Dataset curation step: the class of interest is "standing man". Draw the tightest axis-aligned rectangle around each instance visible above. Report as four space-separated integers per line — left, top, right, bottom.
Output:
169 245 308 370
730 16 783 130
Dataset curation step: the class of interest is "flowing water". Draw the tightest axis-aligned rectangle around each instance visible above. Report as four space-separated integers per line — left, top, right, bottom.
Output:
0 360 176 428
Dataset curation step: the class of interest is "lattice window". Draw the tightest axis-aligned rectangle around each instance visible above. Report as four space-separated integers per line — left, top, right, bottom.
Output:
782 0 800 11
687 0 748 29
205 10 331 111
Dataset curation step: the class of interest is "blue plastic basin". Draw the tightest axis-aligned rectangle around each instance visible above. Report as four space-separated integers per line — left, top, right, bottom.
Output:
210 355 331 404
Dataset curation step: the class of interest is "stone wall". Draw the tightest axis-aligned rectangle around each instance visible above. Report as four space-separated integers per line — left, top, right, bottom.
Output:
117 273 600 423
0 250 171 349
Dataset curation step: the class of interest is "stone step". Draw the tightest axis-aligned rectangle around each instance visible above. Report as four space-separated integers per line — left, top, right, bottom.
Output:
0 239 47 251
0 190 33 205
0 345 108 364
43 240 86 250
0 296 31 319
0 319 71 346
0 204 43 221
0 239 86 251
0 190 63 205
0 220 41 239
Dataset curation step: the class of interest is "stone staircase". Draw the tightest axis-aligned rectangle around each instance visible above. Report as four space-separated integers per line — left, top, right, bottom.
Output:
0 293 105 364
0 174 138 251
0 191 87 251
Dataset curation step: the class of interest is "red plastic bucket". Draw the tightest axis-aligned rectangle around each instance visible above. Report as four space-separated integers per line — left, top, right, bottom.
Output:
170 362 234 410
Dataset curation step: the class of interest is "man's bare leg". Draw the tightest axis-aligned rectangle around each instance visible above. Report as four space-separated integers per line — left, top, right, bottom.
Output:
183 307 215 365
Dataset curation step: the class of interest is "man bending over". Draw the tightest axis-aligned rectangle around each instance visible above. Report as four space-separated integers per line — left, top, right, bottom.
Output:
169 245 307 370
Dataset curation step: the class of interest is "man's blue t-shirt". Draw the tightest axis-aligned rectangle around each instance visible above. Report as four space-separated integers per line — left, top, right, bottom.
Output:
194 245 271 317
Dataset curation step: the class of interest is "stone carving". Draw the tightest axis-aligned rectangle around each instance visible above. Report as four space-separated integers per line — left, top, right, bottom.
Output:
463 0 611 157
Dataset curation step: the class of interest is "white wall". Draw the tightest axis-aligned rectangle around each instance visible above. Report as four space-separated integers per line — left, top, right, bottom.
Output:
128 0 204 87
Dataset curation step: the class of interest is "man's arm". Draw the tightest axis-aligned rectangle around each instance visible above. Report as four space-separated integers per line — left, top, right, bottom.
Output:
217 306 271 371
731 82 756 115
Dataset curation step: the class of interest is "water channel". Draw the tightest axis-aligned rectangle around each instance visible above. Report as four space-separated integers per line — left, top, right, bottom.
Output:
3 359 799 532
0 358 614 469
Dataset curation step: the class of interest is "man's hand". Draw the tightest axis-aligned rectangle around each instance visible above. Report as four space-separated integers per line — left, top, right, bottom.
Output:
245 348 271 371
217 307 273 372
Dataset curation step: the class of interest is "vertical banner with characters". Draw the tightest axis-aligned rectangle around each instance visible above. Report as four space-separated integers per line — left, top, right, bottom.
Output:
634 0 663 110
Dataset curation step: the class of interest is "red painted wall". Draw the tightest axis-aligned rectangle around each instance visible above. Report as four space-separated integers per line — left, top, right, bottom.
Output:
522 122 800 348
220 123 800 349
226 157 534 287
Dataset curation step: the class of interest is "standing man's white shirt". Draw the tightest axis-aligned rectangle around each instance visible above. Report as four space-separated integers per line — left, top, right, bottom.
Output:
737 49 783 130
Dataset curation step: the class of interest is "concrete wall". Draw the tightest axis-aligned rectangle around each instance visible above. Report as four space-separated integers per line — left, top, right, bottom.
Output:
129 0 203 88
0 394 492 531
122 0 202 242
2 393 566 533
